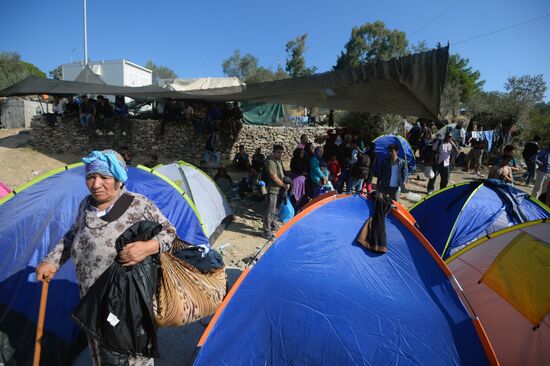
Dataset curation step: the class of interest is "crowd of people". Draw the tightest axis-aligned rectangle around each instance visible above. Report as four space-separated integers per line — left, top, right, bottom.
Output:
214 120 550 239
44 95 129 135
159 100 243 139
405 118 550 200
42 96 245 143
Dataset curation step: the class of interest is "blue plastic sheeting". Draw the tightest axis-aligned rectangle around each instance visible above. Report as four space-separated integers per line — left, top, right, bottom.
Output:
195 195 489 365
0 165 208 362
373 135 416 176
410 181 550 259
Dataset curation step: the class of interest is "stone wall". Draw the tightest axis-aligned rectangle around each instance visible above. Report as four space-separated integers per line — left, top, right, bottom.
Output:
30 116 331 164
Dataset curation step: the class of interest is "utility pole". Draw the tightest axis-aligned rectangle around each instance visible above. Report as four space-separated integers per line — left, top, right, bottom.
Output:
83 0 88 65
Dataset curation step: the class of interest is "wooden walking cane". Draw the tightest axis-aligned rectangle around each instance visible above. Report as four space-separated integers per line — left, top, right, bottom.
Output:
33 277 50 366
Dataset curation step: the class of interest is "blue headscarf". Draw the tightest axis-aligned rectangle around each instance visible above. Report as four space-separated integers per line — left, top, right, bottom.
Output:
82 150 128 182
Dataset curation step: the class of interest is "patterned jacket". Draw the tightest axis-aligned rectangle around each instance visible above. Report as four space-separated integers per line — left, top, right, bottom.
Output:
43 191 176 297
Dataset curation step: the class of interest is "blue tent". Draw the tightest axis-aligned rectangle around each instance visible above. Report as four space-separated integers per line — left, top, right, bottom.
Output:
373 134 416 176
409 180 550 260
0 164 208 365
194 194 496 365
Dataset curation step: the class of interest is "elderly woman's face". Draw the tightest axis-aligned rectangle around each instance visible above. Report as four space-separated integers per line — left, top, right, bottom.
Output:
86 173 121 204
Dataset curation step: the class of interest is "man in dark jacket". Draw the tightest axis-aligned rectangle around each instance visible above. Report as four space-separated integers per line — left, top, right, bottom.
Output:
522 135 541 185
378 144 407 201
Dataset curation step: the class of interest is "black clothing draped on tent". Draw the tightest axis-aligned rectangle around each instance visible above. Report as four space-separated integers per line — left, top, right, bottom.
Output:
0 47 449 119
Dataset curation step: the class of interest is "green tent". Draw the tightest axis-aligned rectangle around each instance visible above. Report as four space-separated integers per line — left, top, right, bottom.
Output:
240 101 284 125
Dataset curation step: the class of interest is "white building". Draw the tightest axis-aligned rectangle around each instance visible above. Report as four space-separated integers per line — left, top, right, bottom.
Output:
62 60 152 87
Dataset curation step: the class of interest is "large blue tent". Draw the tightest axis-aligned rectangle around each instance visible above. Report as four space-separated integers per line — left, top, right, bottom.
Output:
409 179 550 260
194 194 496 365
0 164 208 365
373 134 416 176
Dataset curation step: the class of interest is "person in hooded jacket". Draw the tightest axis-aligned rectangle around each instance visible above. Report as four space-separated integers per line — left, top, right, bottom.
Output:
35 149 176 366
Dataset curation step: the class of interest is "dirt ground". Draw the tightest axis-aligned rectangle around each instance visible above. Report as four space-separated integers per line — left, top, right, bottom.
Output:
0 128 534 269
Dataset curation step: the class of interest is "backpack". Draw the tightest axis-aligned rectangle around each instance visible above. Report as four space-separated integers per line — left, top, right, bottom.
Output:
260 159 272 183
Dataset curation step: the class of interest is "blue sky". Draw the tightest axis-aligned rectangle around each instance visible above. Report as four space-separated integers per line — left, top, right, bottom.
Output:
1 0 549 98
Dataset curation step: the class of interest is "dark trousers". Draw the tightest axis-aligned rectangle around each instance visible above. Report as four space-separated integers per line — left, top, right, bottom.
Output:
522 161 536 185
427 162 450 192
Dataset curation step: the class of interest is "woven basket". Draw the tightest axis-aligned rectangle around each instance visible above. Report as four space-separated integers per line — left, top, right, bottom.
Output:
153 240 227 327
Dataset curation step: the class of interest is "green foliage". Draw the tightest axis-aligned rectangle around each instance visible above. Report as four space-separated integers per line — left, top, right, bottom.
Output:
145 60 177 85
221 49 287 83
285 33 317 77
468 74 547 132
333 20 409 70
505 74 546 106
49 65 62 80
446 54 484 102
524 102 550 142
409 40 429 54
440 80 463 118
337 111 403 141
0 52 46 90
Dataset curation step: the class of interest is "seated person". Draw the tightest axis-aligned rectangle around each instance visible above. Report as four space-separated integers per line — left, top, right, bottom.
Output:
119 146 132 166
63 95 79 117
183 103 194 123
251 148 266 171
233 145 250 170
113 96 129 135
45 95 64 126
95 95 114 135
79 95 96 128
487 156 513 184
239 166 259 198
214 167 233 198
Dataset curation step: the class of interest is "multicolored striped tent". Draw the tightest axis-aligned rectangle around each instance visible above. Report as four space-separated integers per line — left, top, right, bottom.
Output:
447 219 550 365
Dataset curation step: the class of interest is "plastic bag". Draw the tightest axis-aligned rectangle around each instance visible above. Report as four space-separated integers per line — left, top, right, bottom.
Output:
424 166 435 179
279 197 295 223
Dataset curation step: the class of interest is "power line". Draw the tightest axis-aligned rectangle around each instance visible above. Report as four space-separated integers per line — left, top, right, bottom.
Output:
412 0 463 36
453 14 550 45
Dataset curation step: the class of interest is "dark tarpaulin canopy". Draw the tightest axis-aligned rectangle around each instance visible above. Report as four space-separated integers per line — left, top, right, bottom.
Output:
73 65 106 84
0 47 449 119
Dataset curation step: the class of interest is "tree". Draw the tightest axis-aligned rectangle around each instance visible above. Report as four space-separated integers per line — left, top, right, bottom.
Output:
332 21 409 136
409 40 429 54
338 111 403 142
524 102 550 142
439 80 463 118
505 74 546 106
145 60 177 85
221 50 286 83
49 65 62 80
468 74 547 131
334 21 409 70
0 52 46 90
446 54 484 102
438 54 484 119
285 33 317 77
